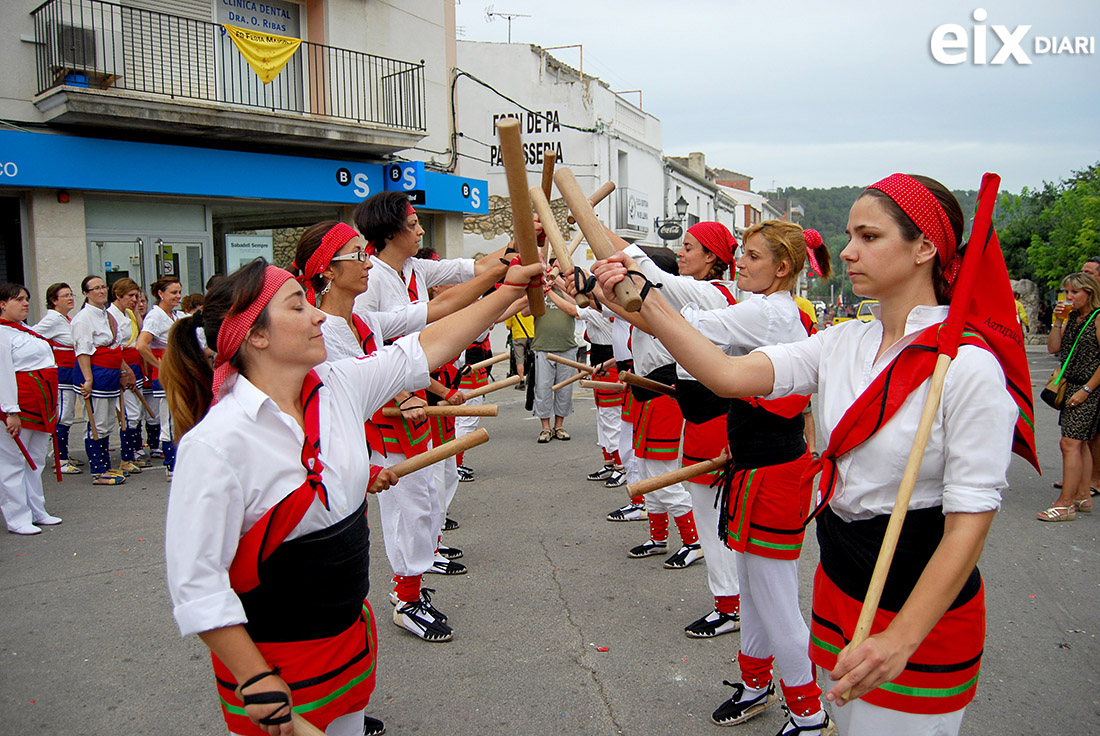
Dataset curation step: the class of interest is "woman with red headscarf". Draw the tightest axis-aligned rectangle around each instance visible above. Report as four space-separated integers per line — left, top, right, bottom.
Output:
161 257 540 736
593 174 1015 736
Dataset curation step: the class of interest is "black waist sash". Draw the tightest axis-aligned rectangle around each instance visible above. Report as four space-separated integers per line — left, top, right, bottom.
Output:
726 398 805 468
816 504 981 613
631 363 677 404
239 500 370 643
675 378 730 425
589 343 613 366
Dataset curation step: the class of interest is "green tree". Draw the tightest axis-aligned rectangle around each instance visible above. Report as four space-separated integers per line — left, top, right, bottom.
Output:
1027 164 1100 288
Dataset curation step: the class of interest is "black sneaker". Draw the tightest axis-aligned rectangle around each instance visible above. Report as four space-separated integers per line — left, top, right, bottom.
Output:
393 598 453 642
390 587 448 622
364 715 386 736
774 706 837 735
587 464 616 481
685 609 741 638
712 680 777 726
607 502 647 522
443 516 460 531
604 469 627 488
428 555 468 575
437 545 463 560
664 542 703 569
627 539 668 558
457 465 475 482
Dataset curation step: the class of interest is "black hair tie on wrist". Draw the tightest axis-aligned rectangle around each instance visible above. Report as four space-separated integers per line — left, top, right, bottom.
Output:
574 268 597 296
239 669 292 726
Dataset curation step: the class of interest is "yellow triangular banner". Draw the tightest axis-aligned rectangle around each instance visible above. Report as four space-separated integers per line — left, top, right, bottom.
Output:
222 24 302 85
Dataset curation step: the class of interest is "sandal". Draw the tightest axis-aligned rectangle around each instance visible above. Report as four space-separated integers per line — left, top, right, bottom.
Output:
92 473 126 486
537 428 554 443
554 427 571 441
1074 498 1093 513
1037 505 1075 522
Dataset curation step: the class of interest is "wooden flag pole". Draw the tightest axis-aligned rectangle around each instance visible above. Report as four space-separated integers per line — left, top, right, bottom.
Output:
382 405 498 418
496 118 545 317
461 375 522 399
627 451 728 497
530 186 590 308
842 352 952 700
555 168 642 311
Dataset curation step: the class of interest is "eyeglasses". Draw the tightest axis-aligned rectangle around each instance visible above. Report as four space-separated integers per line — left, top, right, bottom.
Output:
330 250 369 263
86 285 108 292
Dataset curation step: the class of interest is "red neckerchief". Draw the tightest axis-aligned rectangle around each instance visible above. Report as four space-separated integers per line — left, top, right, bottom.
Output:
228 370 331 593
0 319 51 343
404 268 418 304
350 314 377 356
712 283 738 306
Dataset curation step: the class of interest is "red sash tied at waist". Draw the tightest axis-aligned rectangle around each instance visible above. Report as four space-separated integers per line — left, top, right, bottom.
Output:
89 346 123 369
52 347 76 368
13 368 59 432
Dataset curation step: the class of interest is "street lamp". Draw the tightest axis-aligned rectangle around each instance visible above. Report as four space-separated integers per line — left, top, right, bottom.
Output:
655 195 690 241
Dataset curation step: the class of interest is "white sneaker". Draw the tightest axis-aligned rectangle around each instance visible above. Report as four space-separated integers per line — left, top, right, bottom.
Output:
393 598 453 642
33 515 63 526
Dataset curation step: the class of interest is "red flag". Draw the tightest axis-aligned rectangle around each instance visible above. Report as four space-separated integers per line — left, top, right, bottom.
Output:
939 173 1040 472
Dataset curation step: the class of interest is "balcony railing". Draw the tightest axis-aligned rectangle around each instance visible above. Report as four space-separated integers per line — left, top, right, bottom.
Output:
31 0 427 132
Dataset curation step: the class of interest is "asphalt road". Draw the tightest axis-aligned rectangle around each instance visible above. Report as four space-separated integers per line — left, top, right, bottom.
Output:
1 345 1097 736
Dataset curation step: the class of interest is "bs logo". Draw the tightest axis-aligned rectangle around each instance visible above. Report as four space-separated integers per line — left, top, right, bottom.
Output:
461 182 482 210
336 167 372 198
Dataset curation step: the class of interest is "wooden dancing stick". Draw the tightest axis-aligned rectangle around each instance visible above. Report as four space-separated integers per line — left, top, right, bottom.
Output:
540 150 556 201
496 118 545 317
545 353 595 374
383 405 498 418
567 229 587 257
552 372 586 392
842 352 952 700
467 352 510 372
83 396 99 440
627 450 728 497
566 180 616 225
555 168 642 312
291 712 327 736
530 186 590 308
619 371 676 398
461 375 522 399
578 379 626 392
388 428 490 478
0 413 38 470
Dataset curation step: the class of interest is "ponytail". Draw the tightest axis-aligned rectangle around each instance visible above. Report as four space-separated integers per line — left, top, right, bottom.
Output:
161 314 211 439
801 229 833 280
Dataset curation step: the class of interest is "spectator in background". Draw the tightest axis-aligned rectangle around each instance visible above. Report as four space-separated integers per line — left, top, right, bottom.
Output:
532 268 579 443
505 310 534 390
1014 291 1029 333
1082 256 1100 279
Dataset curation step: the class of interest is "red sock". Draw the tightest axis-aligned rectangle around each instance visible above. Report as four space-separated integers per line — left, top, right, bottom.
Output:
673 510 699 544
457 451 465 467
393 574 422 603
602 448 613 464
715 594 740 615
737 651 774 689
630 494 644 505
779 678 823 717
612 450 622 467
648 512 669 542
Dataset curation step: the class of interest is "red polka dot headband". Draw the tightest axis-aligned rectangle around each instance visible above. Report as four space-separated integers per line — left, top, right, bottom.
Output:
867 173 960 289
291 222 359 306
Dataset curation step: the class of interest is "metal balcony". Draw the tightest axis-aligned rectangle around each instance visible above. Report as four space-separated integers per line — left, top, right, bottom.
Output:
30 0 428 155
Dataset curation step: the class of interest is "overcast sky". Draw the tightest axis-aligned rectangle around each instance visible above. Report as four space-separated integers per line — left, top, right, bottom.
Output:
455 0 1100 193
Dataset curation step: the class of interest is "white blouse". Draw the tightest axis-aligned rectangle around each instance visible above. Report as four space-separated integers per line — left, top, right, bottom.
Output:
107 304 138 348
70 305 118 357
0 325 56 414
165 334 430 637
575 306 613 346
756 305 1016 521
141 306 177 350
356 255 474 315
30 310 73 347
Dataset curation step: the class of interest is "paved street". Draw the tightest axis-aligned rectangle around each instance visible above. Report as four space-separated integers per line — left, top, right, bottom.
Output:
1 345 1098 735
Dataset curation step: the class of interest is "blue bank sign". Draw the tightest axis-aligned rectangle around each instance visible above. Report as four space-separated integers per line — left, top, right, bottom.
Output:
0 131 488 214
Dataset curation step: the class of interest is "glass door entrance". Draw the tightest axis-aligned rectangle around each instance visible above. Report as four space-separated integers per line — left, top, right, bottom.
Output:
155 240 205 295
93 239 145 291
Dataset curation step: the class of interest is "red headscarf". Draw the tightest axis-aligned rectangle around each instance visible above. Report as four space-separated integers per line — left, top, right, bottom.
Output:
291 222 359 306
803 228 825 277
687 222 737 266
366 201 417 257
212 266 294 404
866 173 961 293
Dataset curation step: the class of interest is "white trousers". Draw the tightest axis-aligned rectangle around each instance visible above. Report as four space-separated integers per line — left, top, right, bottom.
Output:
637 456 691 518
230 708 365 736
157 394 173 444
533 350 575 419
120 388 143 429
595 403 620 454
58 388 77 426
832 699 966 736
736 551 814 689
619 419 639 484
454 394 483 439
685 479 739 597
85 396 117 437
0 429 50 531
435 456 458 517
375 453 441 578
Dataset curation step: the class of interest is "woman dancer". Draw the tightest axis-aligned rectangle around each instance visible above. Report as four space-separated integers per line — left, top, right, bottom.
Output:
1 283 62 534
136 276 182 479
1040 271 1100 520
31 283 80 474
108 278 149 475
71 275 125 485
594 174 1017 736
163 257 540 735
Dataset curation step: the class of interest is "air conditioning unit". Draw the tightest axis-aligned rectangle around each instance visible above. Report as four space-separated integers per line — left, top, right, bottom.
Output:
46 20 124 79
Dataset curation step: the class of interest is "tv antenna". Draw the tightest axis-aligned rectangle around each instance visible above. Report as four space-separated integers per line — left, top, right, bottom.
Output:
485 5 530 43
